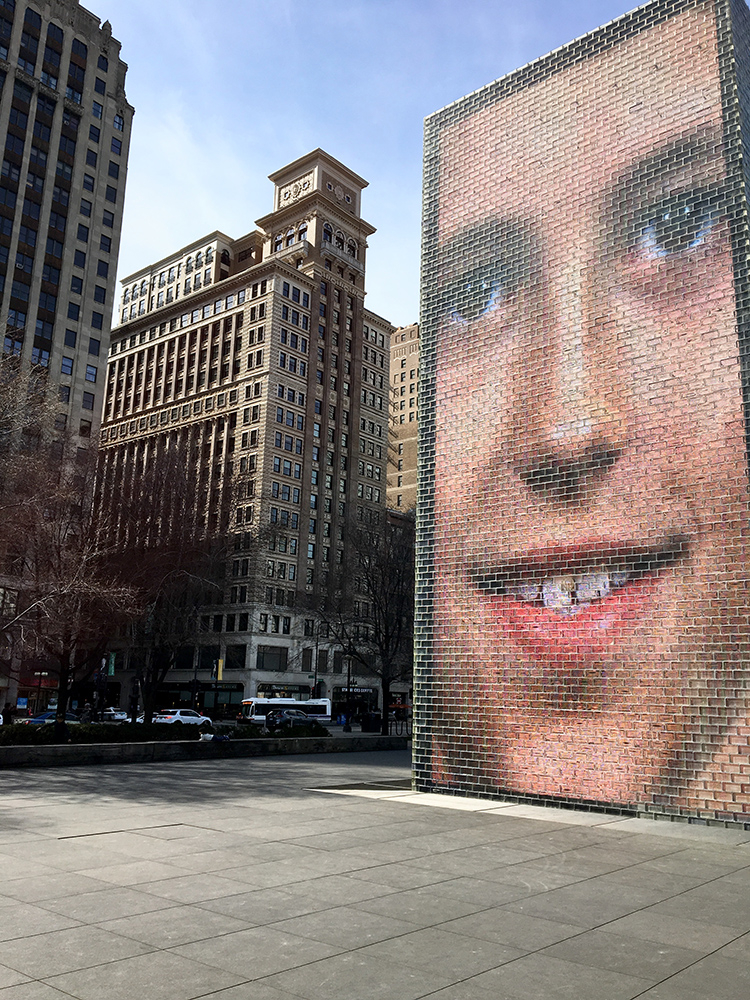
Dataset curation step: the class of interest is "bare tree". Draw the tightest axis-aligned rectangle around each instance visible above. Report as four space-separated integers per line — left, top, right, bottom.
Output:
0 354 141 734
311 511 415 734
10 449 139 738
98 434 249 723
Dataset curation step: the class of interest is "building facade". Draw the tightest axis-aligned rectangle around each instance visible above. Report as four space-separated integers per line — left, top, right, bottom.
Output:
0 0 131 712
99 150 398 719
0 0 131 440
387 322 418 511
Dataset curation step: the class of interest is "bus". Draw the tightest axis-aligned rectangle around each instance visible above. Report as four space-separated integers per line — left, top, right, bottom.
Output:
239 697 332 725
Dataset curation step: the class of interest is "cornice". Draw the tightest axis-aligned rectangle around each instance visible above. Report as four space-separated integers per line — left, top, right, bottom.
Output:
256 192 376 238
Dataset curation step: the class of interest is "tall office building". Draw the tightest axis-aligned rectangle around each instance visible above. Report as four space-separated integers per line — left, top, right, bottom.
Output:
0 0 132 441
99 150 399 718
387 322 419 511
0 0 131 711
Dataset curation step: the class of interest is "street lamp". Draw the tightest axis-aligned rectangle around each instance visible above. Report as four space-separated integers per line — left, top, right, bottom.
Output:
343 657 352 732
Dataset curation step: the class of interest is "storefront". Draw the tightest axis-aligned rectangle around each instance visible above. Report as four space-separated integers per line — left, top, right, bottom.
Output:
153 680 245 720
331 685 379 721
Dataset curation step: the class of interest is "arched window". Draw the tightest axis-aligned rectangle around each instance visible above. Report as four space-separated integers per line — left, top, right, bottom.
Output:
140 281 147 296
298 223 308 242
196 251 203 267
123 288 130 305
322 223 333 244
205 248 214 263
221 249 230 264
347 240 357 259
335 231 344 250
274 234 283 252
285 228 294 247
131 284 138 299
185 257 193 273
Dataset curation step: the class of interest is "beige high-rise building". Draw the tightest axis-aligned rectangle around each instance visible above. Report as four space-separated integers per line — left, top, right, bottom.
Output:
387 322 419 511
99 150 399 718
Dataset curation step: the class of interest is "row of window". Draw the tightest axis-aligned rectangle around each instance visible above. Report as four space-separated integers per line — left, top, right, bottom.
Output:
321 223 358 259
278 352 305 376
277 382 304 405
273 223 307 252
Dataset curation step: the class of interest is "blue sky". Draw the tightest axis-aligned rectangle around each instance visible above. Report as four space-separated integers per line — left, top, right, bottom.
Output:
90 0 635 328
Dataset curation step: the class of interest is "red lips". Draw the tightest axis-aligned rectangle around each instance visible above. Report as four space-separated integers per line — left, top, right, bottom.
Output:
468 536 688 658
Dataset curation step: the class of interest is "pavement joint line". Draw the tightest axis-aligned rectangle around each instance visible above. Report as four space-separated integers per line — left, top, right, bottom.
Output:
58 823 190 839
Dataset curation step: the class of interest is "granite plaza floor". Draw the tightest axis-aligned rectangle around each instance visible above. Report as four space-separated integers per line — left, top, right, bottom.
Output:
0 749 748 999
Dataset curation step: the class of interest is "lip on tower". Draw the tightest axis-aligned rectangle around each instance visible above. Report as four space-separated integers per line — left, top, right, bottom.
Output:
467 535 689 644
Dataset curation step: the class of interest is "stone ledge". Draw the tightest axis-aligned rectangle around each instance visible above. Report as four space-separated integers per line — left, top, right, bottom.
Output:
0 735 410 769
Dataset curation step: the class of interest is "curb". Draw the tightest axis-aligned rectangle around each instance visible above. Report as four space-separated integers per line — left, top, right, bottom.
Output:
0 735 410 770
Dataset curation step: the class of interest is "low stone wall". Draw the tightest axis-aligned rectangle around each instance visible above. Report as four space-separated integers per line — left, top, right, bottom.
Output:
0 734 410 770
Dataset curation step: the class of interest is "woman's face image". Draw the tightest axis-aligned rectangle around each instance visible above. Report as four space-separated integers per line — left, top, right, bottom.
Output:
432 5 750 812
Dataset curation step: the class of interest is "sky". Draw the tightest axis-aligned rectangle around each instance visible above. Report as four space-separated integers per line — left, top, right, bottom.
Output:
88 0 637 329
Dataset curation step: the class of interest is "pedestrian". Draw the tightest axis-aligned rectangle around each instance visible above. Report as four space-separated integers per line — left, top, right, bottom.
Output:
2 702 13 725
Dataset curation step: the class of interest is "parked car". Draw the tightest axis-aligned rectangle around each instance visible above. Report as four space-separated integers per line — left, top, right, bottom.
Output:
16 711 81 725
137 709 212 725
100 707 128 723
264 708 311 732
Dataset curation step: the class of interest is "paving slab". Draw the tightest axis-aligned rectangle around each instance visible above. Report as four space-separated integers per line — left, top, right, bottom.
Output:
0 750 749 999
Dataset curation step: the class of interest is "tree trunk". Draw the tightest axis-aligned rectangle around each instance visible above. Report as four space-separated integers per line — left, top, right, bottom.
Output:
381 676 391 736
53 649 73 743
140 648 157 724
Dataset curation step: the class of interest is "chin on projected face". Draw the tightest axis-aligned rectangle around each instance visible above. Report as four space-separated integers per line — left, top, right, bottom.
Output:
429 2 750 816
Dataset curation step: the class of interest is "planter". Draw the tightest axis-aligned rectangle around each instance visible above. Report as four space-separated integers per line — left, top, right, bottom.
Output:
0 734 410 769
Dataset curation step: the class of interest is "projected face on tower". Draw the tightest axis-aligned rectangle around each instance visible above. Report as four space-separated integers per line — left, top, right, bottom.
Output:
430 2 750 812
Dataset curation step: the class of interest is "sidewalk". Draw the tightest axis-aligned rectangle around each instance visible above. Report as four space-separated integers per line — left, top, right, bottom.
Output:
0 750 747 999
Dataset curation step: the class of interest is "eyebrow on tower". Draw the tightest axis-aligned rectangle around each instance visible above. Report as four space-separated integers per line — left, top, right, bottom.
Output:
606 124 727 245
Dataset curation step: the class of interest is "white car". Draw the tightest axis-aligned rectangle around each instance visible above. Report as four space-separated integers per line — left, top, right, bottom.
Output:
100 707 128 722
141 709 212 725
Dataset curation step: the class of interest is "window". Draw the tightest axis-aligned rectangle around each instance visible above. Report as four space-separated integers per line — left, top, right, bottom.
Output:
108 160 119 179
61 356 73 375
85 364 97 382
67 302 79 320
103 209 114 226
74 249 86 268
38 291 56 311
77 223 88 242
114 114 124 131
86 148 97 166
83 173 94 191
96 259 108 278
111 136 121 155
64 328 76 347
82 391 95 410
93 286 106 303
88 337 100 356
100 235 111 252
94 77 106 95
91 311 103 329
18 225 36 248
89 124 100 143
98 54 109 72
105 185 116 203
92 100 102 119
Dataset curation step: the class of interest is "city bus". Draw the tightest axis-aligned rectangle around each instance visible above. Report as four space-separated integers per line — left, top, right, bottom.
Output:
239 697 332 725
